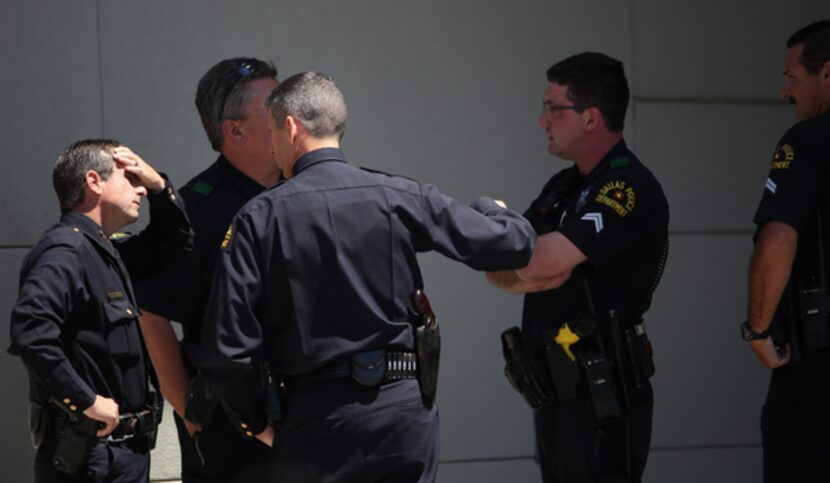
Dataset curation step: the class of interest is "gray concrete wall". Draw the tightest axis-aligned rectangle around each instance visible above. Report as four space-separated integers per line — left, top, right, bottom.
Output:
2 1 827 481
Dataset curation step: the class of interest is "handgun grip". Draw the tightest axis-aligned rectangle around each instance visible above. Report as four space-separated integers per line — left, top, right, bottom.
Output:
413 289 438 329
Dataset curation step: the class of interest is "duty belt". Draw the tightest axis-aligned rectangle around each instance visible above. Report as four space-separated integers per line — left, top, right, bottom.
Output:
285 351 418 389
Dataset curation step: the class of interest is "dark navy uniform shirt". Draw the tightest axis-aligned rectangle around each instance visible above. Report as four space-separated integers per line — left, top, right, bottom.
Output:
8 182 192 414
522 140 669 352
754 110 830 404
135 156 264 366
200 148 536 432
755 110 830 284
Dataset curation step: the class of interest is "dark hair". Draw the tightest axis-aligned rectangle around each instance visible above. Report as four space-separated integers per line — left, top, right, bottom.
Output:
53 139 121 213
266 72 347 141
546 52 629 132
195 57 278 151
787 20 830 74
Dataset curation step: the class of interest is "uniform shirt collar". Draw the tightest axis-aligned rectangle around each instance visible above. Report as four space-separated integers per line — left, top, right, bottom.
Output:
61 210 117 255
292 148 347 176
217 155 268 198
583 139 629 184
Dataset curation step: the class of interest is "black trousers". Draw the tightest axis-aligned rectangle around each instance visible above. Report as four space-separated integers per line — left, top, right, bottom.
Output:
174 407 271 483
34 439 149 483
271 378 439 483
534 383 653 483
761 350 830 483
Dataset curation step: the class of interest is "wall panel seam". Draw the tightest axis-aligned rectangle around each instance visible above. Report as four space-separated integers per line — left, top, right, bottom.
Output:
438 442 762 465
96 0 106 136
635 96 783 106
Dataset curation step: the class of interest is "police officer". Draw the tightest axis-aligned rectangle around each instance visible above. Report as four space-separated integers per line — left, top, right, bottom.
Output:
198 72 536 483
8 139 192 482
135 57 278 482
744 20 830 482
487 53 669 482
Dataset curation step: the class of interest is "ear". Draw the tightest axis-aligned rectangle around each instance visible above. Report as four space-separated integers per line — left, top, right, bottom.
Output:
83 170 104 201
285 115 302 144
583 107 601 132
821 60 830 85
221 119 245 146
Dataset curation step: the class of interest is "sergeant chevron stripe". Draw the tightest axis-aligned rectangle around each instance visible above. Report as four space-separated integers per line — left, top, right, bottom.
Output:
581 212 604 233
765 177 777 194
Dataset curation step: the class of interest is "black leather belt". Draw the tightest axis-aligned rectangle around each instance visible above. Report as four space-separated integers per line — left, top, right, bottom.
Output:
285 351 418 388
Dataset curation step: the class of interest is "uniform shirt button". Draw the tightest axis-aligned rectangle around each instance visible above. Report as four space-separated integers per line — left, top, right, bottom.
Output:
240 423 248 429
245 431 253 437
63 398 71 404
69 405 78 412
126 308 133 315
72 228 80 233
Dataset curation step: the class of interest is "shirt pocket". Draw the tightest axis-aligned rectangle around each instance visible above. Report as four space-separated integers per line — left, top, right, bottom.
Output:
102 298 141 364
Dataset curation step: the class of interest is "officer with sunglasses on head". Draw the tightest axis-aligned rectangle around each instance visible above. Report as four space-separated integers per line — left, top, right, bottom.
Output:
135 57 279 483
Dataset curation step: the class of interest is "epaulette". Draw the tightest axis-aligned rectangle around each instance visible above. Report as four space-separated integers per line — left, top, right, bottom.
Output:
48 225 87 246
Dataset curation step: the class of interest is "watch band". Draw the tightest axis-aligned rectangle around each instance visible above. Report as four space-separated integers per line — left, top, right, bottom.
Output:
741 321 769 341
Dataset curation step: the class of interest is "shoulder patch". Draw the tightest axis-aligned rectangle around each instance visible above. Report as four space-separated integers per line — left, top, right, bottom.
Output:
595 179 636 218
192 181 215 196
610 156 629 169
220 224 233 250
771 143 795 170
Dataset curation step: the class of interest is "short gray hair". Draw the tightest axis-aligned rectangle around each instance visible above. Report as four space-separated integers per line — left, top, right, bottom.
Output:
53 139 120 213
266 72 347 140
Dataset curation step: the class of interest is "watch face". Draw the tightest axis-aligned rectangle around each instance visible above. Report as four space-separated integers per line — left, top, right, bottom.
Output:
741 323 753 341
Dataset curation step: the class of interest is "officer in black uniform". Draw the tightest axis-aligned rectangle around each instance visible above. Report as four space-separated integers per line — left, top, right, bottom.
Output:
198 71 536 483
135 58 278 482
744 20 830 482
488 53 669 482
8 139 192 482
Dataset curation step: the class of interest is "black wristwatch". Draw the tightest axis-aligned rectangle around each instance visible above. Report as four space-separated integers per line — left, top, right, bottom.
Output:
741 321 770 341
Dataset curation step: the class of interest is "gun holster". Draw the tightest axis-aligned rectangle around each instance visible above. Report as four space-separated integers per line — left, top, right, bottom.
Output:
185 374 219 428
544 329 580 402
412 289 441 401
52 417 100 477
544 315 598 402
501 327 554 409
416 323 441 401
29 401 53 449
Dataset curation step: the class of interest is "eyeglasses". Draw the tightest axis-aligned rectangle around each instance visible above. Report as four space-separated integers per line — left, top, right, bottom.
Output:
218 62 257 120
541 101 595 114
